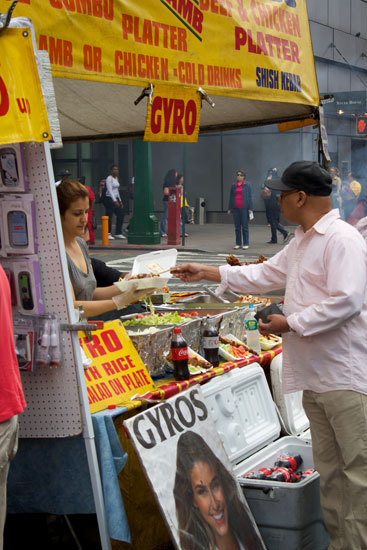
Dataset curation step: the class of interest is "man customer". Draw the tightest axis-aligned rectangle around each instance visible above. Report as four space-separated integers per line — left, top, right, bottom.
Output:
261 168 289 244
160 169 178 237
173 160 367 550
0 265 26 550
227 169 253 249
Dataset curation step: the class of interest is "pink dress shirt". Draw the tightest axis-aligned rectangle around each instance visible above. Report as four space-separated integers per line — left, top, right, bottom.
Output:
218 209 367 395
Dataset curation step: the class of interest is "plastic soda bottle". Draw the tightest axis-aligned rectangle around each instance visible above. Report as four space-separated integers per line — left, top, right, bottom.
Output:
202 316 220 367
274 454 303 470
244 304 261 354
171 327 190 381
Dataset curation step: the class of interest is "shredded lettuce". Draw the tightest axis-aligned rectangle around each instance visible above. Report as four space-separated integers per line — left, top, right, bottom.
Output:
122 311 188 326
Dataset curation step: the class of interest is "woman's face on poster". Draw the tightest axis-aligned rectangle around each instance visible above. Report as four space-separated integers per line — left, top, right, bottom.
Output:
190 461 229 540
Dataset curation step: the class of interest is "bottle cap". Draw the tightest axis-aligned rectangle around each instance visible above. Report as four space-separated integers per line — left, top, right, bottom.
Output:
249 304 254 309
173 327 182 334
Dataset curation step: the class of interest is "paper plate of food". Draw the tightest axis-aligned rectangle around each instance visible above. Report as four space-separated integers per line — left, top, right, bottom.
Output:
259 333 282 350
165 347 213 375
114 273 170 293
219 334 260 361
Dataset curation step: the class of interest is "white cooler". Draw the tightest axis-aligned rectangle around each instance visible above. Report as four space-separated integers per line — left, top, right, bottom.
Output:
201 364 329 550
270 353 311 441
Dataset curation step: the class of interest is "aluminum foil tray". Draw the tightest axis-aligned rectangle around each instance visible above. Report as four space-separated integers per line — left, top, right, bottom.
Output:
121 314 203 375
219 307 249 340
152 303 245 311
125 326 172 377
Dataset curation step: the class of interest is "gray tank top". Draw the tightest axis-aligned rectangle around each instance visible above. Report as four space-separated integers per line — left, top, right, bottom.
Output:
67 237 96 300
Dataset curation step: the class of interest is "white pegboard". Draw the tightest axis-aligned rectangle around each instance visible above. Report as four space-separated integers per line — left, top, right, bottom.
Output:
3 142 84 438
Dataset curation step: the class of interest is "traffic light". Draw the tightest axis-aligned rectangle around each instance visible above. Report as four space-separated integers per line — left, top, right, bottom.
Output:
356 116 367 136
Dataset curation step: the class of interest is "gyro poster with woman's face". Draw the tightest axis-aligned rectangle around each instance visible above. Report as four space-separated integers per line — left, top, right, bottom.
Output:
124 387 265 550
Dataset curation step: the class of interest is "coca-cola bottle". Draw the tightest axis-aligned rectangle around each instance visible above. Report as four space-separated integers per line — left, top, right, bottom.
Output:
301 469 315 479
274 454 303 471
171 327 190 381
202 316 219 367
243 467 274 480
268 467 294 482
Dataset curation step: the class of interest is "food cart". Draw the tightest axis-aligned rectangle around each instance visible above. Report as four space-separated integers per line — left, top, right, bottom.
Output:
0 1 323 548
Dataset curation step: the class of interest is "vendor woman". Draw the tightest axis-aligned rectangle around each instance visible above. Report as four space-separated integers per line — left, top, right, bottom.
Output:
57 180 151 318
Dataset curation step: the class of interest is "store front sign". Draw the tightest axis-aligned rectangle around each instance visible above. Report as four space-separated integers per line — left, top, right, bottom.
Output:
79 320 157 414
323 91 366 115
0 28 50 145
144 85 201 142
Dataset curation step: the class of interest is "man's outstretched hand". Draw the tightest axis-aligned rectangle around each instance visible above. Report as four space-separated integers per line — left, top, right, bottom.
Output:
170 263 207 282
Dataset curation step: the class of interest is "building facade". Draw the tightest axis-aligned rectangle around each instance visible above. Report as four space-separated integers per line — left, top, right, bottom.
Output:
52 0 367 223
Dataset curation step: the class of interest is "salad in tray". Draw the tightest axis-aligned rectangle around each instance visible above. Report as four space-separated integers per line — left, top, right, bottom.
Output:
122 311 198 326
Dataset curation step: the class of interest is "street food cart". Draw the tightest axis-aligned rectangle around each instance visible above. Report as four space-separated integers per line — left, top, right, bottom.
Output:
0 1 323 548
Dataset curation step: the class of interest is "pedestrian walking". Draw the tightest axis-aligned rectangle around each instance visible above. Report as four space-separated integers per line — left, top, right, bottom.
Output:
341 171 361 221
347 185 367 226
55 168 72 187
262 168 289 244
104 164 125 240
160 169 178 237
78 176 95 244
173 160 367 550
329 166 342 211
227 169 253 249
176 174 189 237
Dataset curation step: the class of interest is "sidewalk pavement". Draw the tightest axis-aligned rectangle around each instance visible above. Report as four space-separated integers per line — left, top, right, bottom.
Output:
90 222 294 261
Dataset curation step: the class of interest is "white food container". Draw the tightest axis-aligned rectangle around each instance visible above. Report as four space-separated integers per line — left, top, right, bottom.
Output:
201 364 329 550
270 353 309 436
218 333 258 362
131 248 177 276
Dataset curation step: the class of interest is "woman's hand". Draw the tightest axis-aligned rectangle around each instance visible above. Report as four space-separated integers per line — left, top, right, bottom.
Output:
112 284 155 309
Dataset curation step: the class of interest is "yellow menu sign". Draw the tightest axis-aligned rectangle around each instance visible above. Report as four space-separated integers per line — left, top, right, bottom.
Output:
0 28 50 145
12 0 319 106
144 84 201 142
79 320 157 414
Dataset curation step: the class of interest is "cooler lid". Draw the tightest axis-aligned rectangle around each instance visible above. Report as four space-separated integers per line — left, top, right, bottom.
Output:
201 364 281 466
131 249 177 278
270 353 310 436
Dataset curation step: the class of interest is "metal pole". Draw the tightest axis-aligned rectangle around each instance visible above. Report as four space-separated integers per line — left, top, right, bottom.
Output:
182 144 187 246
101 216 109 245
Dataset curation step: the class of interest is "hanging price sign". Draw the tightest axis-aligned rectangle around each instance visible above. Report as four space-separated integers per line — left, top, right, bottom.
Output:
0 28 50 145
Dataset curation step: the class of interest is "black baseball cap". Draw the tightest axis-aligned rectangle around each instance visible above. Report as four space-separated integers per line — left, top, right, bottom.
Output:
59 169 72 177
267 161 332 196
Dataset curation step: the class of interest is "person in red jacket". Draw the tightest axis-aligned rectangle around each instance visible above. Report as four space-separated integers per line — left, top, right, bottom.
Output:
0 265 26 550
